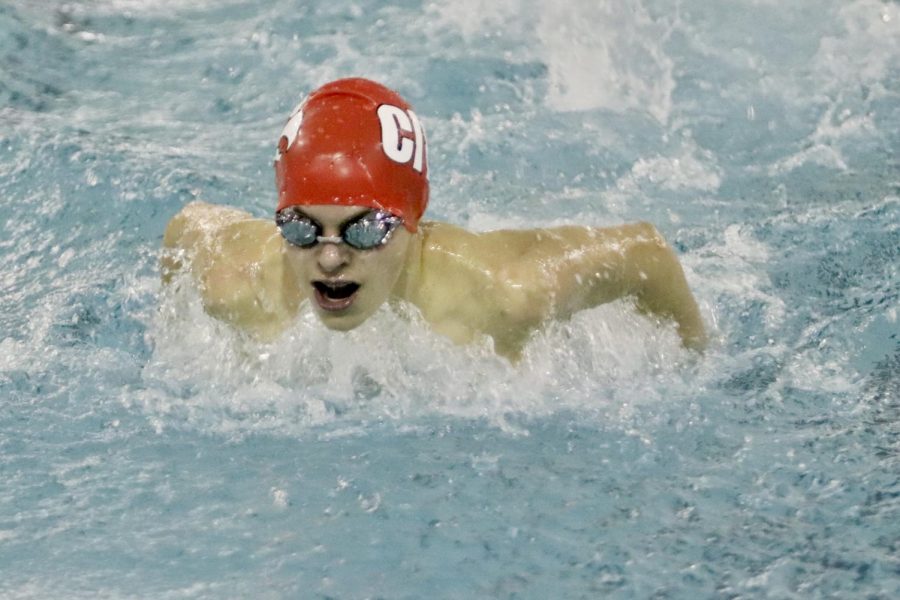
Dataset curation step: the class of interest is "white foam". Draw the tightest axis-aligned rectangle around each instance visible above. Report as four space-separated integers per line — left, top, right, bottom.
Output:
767 97 879 175
92 0 249 16
0 337 31 372
426 0 676 121
603 135 722 216
141 273 697 437
688 224 786 334
813 0 900 91
426 0 525 41
535 1 676 121
615 135 721 191
767 143 848 176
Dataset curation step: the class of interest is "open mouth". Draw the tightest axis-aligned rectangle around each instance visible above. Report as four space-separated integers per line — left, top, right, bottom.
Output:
312 280 361 312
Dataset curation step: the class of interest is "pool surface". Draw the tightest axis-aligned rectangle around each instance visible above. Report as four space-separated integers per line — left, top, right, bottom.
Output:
1 0 898 597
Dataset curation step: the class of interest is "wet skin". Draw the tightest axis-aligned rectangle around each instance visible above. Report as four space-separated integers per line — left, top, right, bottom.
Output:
162 201 707 360
279 205 414 331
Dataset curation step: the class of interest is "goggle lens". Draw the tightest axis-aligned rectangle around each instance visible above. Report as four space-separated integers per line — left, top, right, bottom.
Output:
278 217 318 248
344 215 396 249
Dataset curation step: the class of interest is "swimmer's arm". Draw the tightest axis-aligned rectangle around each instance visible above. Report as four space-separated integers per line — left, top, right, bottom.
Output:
492 222 707 350
620 224 707 350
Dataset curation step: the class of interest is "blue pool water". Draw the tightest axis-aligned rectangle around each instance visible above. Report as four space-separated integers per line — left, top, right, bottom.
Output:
1 0 898 597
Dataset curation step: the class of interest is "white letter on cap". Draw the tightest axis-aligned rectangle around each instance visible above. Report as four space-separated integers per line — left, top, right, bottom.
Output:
408 109 425 173
378 104 424 172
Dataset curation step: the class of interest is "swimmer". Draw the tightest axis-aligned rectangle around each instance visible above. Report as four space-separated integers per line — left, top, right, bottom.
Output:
162 78 707 360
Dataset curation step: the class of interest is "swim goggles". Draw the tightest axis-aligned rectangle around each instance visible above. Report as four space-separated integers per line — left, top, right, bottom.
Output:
276 208 403 250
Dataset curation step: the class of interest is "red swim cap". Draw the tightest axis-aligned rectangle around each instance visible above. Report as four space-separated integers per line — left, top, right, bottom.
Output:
274 78 429 232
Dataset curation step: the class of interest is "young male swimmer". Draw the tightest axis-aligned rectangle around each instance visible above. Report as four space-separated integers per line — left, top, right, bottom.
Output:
162 78 707 360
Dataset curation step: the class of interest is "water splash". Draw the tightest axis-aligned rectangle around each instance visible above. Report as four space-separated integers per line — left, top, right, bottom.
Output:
140 272 700 437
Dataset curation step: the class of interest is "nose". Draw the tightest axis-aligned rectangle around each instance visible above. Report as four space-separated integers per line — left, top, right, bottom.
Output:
315 241 350 274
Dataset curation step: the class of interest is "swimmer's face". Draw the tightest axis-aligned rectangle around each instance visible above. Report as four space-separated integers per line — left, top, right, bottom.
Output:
280 205 412 330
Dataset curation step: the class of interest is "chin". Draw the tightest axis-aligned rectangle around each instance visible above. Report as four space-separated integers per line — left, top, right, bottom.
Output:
316 309 370 331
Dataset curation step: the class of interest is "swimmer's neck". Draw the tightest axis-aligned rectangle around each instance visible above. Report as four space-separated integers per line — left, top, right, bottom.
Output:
391 223 426 305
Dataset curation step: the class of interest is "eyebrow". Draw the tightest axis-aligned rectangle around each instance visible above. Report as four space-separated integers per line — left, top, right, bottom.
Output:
291 208 373 230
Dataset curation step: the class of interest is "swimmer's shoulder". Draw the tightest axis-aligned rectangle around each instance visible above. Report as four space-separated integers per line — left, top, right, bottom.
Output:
161 202 290 335
418 220 526 257
412 222 548 347
417 220 471 243
163 201 274 252
417 220 492 276
418 220 555 272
